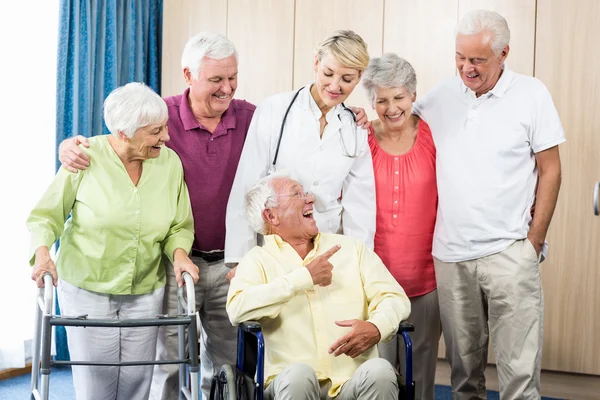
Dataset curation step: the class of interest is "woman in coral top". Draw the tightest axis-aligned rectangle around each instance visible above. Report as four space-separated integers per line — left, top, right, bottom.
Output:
362 53 440 400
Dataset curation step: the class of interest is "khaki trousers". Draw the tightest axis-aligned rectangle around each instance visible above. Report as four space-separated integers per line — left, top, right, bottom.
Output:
264 358 398 400
378 289 441 400
434 239 543 400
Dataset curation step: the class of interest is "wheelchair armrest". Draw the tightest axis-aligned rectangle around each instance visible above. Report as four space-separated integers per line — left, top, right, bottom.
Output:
397 321 414 333
240 321 262 333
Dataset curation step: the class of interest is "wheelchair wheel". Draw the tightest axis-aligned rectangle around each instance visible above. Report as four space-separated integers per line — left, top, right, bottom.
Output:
219 364 237 400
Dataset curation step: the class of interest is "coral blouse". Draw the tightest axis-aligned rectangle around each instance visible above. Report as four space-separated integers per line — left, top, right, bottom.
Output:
368 120 437 298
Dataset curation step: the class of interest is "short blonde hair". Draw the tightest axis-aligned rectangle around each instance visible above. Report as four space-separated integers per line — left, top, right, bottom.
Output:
315 30 370 71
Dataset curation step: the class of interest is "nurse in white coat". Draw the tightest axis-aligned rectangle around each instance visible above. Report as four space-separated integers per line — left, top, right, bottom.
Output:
225 30 376 267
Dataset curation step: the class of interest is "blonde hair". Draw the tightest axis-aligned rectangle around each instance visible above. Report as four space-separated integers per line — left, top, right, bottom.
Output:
315 30 370 71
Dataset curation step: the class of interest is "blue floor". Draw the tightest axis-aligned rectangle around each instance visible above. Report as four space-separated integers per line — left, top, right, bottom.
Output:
1 367 563 399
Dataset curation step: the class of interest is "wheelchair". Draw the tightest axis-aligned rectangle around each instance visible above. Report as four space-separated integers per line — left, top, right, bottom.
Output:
210 321 415 400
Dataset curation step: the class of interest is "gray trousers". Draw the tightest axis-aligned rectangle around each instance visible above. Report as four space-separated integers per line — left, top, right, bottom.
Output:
435 239 543 400
150 257 237 400
264 359 398 400
378 289 441 400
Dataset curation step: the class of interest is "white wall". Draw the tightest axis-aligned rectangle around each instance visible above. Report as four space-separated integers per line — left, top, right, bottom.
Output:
0 2 58 368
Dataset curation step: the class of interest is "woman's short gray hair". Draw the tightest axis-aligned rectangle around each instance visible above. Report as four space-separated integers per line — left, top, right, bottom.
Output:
181 32 239 79
103 82 167 139
244 172 290 235
362 53 417 105
456 10 510 55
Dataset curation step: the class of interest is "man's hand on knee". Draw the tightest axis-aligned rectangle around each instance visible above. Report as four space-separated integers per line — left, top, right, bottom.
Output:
328 319 381 358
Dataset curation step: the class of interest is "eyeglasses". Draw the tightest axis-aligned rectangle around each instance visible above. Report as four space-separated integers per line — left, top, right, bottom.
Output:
265 190 311 206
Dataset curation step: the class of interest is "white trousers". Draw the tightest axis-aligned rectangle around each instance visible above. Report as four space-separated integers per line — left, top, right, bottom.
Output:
57 279 164 400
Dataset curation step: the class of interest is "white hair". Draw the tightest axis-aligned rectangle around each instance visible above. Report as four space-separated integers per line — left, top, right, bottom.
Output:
456 10 510 55
244 172 290 235
362 53 417 104
103 82 167 139
181 32 239 79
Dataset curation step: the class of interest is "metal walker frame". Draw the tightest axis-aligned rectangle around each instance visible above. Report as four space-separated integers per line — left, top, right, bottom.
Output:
30 272 199 400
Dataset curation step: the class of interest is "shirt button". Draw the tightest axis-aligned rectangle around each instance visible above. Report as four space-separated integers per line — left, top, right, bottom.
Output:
394 200 398 204
133 188 138 193
129 258 134 263
313 181 319 186
394 157 398 161
135 210 140 215
132 236 137 241
393 215 397 218
395 171 399 175
394 186 398 190
210 137 214 141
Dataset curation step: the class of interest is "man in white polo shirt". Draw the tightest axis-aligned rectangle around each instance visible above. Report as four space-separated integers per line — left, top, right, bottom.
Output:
413 10 565 400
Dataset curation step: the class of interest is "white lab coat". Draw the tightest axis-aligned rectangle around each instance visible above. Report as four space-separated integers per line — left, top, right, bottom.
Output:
224 84 376 263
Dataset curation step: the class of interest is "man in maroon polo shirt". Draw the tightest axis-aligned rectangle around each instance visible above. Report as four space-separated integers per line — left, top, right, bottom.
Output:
58 32 255 400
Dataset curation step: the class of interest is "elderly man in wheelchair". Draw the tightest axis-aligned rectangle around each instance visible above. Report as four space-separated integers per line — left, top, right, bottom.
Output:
220 173 412 400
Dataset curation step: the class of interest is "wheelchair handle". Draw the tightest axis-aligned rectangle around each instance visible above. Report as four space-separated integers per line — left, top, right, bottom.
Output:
398 321 414 333
240 321 262 333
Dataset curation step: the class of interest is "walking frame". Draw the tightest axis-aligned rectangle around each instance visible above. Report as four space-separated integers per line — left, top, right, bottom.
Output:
30 272 199 400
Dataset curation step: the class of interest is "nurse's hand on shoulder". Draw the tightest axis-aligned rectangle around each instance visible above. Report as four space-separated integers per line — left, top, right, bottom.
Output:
173 249 200 287
31 246 58 288
59 135 91 173
348 106 371 129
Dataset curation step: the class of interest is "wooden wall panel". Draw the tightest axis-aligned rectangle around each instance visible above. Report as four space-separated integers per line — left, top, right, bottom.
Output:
459 0 536 76
161 0 227 97
535 0 600 375
160 0 600 376
383 0 458 97
227 0 295 105
293 0 384 118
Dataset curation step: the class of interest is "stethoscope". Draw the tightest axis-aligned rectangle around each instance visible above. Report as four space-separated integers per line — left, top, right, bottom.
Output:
270 86 360 172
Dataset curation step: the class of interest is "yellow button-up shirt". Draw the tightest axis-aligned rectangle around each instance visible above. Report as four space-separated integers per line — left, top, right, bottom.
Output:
26 135 194 295
227 233 411 397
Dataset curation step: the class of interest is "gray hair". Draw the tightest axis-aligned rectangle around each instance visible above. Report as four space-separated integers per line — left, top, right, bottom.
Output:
244 172 290 235
456 10 510 55
362 53 417 105
103 82 167 139
181 32 239 79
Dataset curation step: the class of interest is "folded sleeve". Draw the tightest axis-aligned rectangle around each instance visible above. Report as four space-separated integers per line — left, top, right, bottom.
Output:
358 242 411 342
26 167 84 266
226 249 314 325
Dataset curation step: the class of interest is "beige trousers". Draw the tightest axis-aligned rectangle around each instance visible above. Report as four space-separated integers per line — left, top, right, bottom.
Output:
264 358 398 400
434 239 543 400
378 289 441 400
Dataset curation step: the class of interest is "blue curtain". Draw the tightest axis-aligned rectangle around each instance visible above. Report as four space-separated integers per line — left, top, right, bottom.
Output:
54 0 163 360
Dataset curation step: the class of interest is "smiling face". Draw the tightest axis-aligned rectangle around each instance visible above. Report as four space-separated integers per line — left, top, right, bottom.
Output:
265 178 318 241
373 86 416 131
124 119 170 160
185 55 238 118
313 53 362 109
455 32 508 96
